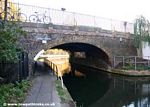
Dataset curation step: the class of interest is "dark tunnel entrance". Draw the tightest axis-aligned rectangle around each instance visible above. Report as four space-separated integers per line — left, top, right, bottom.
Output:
33 42 111 77
51 43 112 107
52 42 111 71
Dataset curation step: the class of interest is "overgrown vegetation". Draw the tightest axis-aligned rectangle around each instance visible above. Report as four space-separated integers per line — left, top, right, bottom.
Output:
123 64 150 70
0 21 26 82
0 80 31 107
0 21 26 62
133 16 150 56
55 80 75 105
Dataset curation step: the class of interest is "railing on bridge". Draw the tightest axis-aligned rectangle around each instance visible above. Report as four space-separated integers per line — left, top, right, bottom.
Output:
0 1 134 33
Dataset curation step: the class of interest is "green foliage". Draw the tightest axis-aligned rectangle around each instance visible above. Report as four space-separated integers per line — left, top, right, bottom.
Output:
55 80 73 103
0 80 31 106
0 21 26 62
133 16 150 49
123 64 150 70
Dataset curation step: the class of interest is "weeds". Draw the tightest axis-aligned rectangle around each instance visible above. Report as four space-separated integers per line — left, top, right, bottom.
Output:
55 80 73 103
0 80 31 107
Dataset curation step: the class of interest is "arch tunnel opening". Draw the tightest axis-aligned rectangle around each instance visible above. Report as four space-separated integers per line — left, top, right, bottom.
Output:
33 42 111 76
51 42 111 71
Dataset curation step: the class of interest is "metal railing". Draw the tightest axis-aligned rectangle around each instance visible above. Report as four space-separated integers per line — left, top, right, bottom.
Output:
114 56 150 70
0 1 134 33
0 52 29 83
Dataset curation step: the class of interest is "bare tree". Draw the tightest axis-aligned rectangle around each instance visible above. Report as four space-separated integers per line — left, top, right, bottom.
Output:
4 0 7 21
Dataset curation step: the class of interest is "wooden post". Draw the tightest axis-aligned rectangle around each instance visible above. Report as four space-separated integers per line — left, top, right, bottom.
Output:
52 63 54 75
56 65 58 77
148 56 150 66
134 81 137 94
60 73 64 89
113 78 116 88
135 56 137 70
52 64 54 70
113 56 115 68
56 66 64 89
52 63 54 71
122 77 125 90
123 56 125 69
55 65 57 75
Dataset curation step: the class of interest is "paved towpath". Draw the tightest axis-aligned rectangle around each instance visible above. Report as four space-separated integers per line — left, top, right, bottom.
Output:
23 71 73 107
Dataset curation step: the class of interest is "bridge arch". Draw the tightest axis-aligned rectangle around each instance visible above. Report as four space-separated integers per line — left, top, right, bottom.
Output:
25 34 114 65
51 42 111 66
30 41 112 74
22 33 136 68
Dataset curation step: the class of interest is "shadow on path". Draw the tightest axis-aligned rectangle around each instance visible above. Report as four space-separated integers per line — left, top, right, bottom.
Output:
24 62 73 107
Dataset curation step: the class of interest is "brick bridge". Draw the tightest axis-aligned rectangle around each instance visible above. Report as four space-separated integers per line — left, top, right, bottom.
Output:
19 22 137 73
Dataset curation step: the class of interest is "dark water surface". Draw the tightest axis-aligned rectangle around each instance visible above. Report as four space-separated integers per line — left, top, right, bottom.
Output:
63 65 150 107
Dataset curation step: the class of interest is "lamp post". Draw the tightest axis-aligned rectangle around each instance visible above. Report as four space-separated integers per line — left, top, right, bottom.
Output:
61 8 66 25
124 21 127 36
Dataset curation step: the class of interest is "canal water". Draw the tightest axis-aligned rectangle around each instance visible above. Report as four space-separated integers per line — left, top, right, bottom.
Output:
63 65 150 107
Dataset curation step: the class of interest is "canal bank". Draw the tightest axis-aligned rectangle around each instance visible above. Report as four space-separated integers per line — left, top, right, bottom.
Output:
72 62 150 77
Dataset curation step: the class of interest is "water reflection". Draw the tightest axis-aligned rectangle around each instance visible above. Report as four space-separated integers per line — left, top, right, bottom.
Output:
63 65 150 107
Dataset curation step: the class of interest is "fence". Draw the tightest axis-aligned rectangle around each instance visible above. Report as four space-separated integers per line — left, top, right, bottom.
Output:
0 1 134 33
113 56 150 70
0 52 29 83
44 59 64 88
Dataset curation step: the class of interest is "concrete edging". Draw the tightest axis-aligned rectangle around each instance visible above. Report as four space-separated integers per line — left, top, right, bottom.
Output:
73 62 150 77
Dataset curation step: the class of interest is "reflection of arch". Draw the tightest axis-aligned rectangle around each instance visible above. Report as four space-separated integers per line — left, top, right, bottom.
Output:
63 67 111 107
51 42 111 66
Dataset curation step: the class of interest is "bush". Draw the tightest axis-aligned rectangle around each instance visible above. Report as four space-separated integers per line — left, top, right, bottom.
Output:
0 21 27 83
124 64 150 70
0 80 31 107
0 21 26 62
0 62 18 83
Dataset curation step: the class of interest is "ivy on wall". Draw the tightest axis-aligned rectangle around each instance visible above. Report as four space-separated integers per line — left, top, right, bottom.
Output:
0 21 26 62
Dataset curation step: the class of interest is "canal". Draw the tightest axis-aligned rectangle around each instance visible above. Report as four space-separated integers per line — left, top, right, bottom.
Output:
63 65 150 107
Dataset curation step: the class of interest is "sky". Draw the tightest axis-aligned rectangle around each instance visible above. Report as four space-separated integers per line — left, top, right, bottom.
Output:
12 0 150 23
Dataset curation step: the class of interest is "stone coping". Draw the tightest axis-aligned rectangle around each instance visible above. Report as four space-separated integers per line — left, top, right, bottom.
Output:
111 69 150 77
